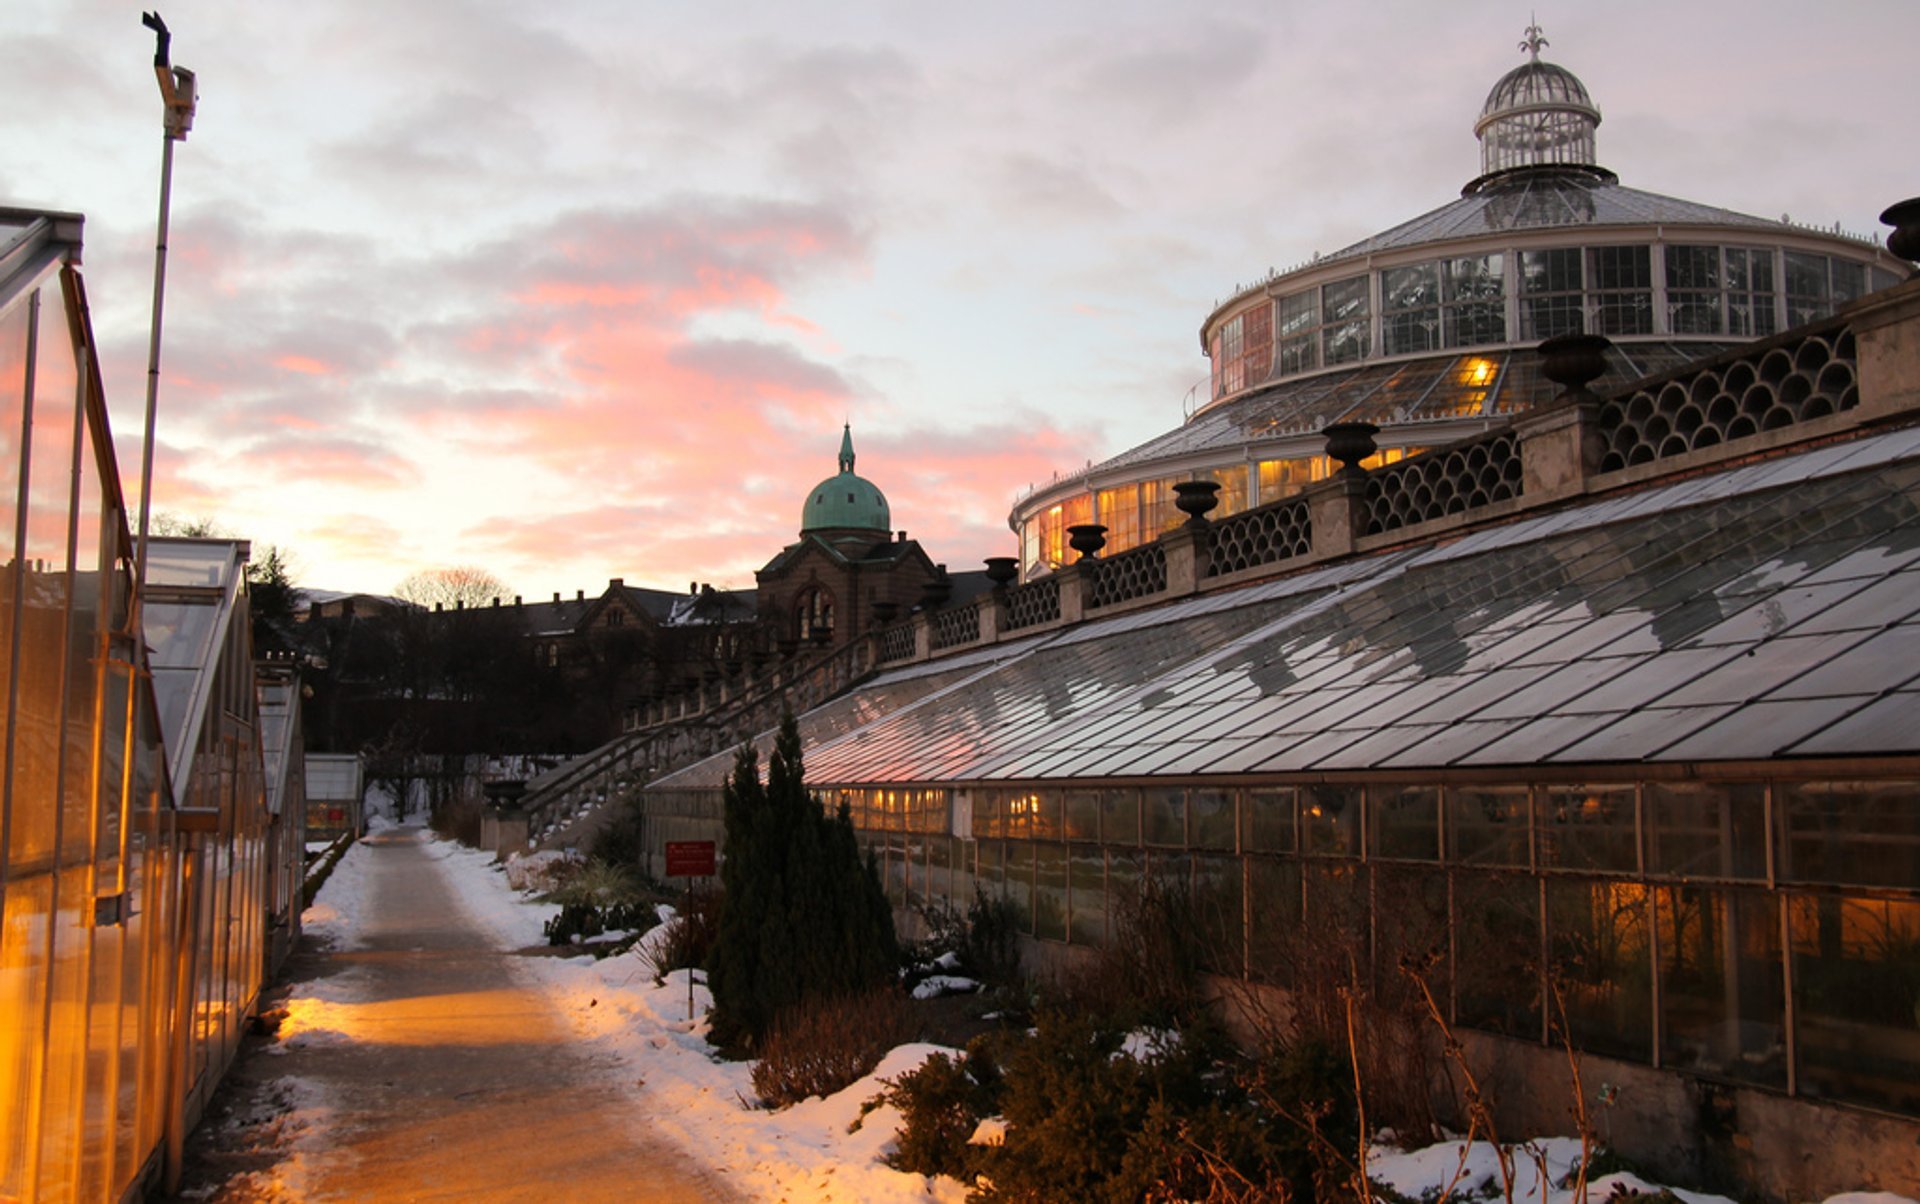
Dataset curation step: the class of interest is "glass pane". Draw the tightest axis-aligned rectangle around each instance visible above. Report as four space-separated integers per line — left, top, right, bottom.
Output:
1791 895 1920 1112
1189 788 1235 851
1101 788 1140 845
1143 786 1184 847
1062 789 1100 841
1646 782 1767 880
1194 854 1243 975
1373 865 1450 1017
1004 841 1034 932
971 790 1002 839
927 833 953 911
1546 879 1652 1061
1300 862 1370 1007
1068 846 1105 945
1450 785 1531 866
1034 842 1067 942
1536 784 1637 872
1780 780 1920 889
1322 275 1370 366
1302 784 1360 857
1370 785 1440 860
1247 857 1302 987
1455 871 1541 1038
1244 787 1295 853
1656 887 1785 1088
977 838 1003 900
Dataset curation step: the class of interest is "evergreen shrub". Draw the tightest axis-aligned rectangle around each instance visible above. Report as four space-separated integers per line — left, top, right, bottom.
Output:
708 712 899 1053
881 1040 1003 1180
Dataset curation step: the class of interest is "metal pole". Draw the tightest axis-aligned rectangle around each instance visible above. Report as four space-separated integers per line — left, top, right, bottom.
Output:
133 129 173 613
133 10 193 627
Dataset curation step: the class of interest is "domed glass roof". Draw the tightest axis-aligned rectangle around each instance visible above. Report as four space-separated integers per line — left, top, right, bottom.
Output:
800 425 891 535
1473 23 1602 181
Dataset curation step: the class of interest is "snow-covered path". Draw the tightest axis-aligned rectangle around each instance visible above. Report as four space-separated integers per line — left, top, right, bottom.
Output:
200 826 736 1201
179 827 1919 1203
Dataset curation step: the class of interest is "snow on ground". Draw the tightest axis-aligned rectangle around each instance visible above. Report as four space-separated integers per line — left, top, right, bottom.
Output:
281 830 1917 1204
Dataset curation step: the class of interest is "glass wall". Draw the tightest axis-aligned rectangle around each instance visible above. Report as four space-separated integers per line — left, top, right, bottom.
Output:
845 775 1920 1119
1205 242 1884 403
1 234 271 1199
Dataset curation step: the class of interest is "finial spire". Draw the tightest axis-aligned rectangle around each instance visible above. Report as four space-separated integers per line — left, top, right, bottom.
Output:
1520 15 1548 63
838 422 855 474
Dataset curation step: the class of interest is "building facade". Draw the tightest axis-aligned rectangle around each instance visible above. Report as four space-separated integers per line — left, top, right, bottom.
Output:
1010 30 1908 580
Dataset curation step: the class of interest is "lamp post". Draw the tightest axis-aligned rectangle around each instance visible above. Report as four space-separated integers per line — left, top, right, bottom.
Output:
133 11 197 620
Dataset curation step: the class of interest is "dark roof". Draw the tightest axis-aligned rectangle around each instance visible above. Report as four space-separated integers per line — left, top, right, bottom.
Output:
1321 173 1791 267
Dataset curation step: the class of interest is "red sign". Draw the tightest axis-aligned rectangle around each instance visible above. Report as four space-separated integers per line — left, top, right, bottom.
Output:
664 840 716 878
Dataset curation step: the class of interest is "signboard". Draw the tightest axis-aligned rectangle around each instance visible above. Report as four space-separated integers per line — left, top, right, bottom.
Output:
664 840 716 878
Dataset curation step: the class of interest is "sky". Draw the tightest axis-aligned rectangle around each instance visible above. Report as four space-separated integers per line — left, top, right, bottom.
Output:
6 1 1916 598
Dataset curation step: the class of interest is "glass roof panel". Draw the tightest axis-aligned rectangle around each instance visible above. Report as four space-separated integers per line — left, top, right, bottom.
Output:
1787 691 1920 755
143 598 220 670
1653 696 1876 762
657 426 1920 791
1546 705 1739 763
145 541 236 588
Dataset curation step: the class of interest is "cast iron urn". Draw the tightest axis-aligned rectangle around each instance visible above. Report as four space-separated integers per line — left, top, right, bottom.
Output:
1172 480 1221 527
1066 523 1108 560
1323 422 1381 479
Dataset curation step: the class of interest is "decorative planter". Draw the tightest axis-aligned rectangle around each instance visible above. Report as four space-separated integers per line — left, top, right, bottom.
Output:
1173 480 1222 527
983 556 1019 588
1538 332 1613 395
1882 198 1920 264
1067 523 1109 560
1323 421 1381 479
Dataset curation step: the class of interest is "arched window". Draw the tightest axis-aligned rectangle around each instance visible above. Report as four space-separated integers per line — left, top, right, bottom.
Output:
796 587 834 642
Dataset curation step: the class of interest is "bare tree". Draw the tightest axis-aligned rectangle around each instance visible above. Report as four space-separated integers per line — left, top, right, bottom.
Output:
392 566 511 611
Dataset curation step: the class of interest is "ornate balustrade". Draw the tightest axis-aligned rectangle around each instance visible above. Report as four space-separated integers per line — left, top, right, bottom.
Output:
1085 542 1168 609
1597 319 1857 471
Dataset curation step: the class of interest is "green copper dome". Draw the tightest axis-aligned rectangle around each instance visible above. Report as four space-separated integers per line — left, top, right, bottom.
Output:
800 425 891 535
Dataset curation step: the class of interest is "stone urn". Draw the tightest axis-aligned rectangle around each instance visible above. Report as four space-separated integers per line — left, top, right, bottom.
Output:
983 556 1019 588
1882 197 1920 264
1323 422 1381 479
1066 523 1108 561
1172 480 1221 528
1538 332 1613 398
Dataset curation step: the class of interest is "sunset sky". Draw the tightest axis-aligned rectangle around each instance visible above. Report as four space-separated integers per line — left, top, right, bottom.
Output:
7 1 1915 598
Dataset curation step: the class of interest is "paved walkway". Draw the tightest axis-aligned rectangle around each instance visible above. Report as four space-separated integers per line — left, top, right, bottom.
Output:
171 828 738 1202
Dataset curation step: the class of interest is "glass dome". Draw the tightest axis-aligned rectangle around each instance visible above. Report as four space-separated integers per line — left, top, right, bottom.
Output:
1473 24 1601 179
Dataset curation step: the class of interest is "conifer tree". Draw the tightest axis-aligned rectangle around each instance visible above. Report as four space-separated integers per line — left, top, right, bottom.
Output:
708 712 899 1052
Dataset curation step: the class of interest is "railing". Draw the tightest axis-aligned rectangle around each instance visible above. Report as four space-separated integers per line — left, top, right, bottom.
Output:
1004 576 1061 631
1085 543 1168 609
932 604 980 651
1597 320 1857 472
880 620 916 663
1206 497 1312 578
1363 429 1523 535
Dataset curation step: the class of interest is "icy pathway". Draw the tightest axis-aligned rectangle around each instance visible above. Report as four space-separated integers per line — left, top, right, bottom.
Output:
232 826 738 1202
